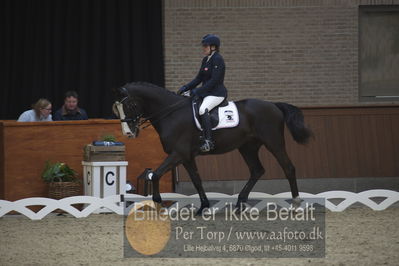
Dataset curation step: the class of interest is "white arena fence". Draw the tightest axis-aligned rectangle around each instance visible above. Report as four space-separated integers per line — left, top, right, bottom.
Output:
0 190 398 220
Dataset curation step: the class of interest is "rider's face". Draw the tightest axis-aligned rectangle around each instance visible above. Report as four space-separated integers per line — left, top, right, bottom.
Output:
202 45 211 56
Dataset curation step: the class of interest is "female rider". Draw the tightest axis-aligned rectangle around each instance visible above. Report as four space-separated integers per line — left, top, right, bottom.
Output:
178 34 227 152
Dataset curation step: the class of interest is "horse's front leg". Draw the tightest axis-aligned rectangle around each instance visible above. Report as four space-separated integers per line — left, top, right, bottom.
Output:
148 152 181 203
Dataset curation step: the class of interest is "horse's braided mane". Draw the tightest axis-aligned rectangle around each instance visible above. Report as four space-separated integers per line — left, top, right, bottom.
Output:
126 81 179 97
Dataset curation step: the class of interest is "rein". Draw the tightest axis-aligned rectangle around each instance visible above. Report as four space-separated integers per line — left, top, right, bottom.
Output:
139 98 188 129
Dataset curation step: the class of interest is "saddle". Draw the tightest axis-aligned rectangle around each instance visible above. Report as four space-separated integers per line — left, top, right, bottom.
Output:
192 98 239 130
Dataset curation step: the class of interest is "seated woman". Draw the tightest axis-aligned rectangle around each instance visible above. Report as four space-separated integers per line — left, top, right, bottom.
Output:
178 34 227 152
17 98 52 122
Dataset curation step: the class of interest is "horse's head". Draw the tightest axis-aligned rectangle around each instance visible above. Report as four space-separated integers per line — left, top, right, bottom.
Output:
112 86 143 138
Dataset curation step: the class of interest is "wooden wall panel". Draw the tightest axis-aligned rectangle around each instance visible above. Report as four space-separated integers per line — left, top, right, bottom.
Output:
0 120 172 201
2 106 398 199
0 123 4 199
392 116 399 174
178 105 399 181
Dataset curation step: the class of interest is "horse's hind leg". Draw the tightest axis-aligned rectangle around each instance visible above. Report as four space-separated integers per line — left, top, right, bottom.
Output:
183 160 210 215
236 140 264 210
260 128 300 201
270 147 300 201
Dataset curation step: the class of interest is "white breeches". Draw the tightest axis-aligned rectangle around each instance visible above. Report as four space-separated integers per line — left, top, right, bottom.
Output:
199 96 225 115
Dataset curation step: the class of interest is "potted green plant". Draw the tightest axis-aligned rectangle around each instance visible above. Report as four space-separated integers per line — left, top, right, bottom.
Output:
42 161 81 199
101 134 117 143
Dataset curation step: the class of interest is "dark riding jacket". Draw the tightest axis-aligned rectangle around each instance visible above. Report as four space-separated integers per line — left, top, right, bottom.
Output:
53 106 88 121
184 52 227 98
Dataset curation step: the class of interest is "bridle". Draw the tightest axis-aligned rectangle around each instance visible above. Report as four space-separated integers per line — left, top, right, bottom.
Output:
117 88 188 132
119 95 142 126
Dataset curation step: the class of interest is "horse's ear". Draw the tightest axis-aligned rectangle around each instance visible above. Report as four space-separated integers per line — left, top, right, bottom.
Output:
120 87 129 96
112 86 129 99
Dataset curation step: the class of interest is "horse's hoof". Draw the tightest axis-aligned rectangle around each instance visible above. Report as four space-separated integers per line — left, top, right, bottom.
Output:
152 196 162 204
196 206 210 216
234 202 251 213
292 197 302 209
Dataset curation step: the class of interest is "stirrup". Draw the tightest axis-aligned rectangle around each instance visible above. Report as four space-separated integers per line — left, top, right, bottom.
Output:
200 139 214 152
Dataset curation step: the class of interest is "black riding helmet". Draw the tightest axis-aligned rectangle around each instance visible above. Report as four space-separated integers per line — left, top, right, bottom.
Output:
201 34 220 48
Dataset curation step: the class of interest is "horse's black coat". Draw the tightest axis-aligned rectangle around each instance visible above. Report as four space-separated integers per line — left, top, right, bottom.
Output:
114 82 312 213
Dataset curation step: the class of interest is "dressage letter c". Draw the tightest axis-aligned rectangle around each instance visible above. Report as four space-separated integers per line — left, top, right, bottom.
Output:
87 171 91 185
105 171 115 186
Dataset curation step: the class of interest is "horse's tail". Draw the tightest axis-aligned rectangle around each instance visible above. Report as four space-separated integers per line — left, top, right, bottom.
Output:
274 102 313 144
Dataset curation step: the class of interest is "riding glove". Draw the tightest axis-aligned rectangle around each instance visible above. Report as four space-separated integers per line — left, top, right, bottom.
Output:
177 85 188 95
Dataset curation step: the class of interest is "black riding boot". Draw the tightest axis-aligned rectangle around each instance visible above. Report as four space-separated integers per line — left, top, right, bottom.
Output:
200 110 214 152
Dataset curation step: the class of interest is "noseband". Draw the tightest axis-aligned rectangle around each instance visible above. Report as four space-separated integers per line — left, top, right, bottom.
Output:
119 94 142 125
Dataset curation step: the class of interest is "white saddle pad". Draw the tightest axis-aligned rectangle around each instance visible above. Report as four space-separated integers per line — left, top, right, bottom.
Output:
193 101 240 130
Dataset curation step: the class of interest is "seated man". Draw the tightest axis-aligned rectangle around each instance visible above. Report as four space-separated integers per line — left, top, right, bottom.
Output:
53 91 88 121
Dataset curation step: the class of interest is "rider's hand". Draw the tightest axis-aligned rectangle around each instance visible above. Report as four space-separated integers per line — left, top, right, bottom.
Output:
182 91 191 97
177 85 188 95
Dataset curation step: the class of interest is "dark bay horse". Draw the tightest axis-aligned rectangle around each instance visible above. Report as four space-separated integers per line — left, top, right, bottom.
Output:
113 82 312 213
